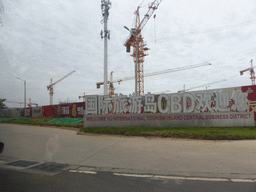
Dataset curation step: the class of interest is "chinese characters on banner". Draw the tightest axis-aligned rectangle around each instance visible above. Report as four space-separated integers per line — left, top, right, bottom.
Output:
85 90 250 115
42 102 85 118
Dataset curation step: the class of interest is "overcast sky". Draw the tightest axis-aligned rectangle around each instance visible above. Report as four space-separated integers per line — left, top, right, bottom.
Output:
1 0 256 108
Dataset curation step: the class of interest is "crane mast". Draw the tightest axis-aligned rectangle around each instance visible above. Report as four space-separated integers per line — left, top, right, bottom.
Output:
47 70 75 105
109 71 115 96
240 59 255 85
4 100 38 107
124 0 162 96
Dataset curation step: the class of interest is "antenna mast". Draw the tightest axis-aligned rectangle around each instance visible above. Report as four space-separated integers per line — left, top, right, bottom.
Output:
101 0 111 95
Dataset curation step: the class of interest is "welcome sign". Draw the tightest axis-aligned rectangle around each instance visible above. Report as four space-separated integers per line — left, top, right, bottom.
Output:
84 85 256 128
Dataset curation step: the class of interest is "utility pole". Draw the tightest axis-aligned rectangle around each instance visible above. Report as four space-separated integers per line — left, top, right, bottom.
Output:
100 0 111 95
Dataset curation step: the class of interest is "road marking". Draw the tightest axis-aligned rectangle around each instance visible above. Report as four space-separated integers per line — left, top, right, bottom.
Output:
185 177 228 182
230 179 255 183
113 173 153 178
69 170 97 174
154 176 186 180
113 173 256 182
154 176 228 182
83 171 97 174
69 170 78 173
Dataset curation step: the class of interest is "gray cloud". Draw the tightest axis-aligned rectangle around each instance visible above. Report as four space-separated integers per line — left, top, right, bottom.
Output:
1 0 256 107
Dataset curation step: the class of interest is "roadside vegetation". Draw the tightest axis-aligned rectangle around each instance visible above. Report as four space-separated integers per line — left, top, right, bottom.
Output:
1 117 256 140
0 117 83 128
80 126 256 140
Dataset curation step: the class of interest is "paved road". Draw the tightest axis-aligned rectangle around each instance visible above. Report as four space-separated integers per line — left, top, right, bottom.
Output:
1 168 256 192
0 123 256 179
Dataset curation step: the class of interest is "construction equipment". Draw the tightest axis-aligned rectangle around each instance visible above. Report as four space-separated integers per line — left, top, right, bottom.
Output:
153 90 171 94
124 0 162 96
96 71 118 96
97 62 212 96
178 79 227 93
78 92 86 101
78 92 104 101
109 71 115 96
4 99 38 107
47 70 75 105
240 59 255 85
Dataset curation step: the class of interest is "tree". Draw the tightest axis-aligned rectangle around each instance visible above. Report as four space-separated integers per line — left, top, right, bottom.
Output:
0 99 7 110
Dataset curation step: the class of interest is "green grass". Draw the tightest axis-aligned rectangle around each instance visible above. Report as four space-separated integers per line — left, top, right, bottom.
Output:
80 126 256 140
1 117 256 140
30 117 55 122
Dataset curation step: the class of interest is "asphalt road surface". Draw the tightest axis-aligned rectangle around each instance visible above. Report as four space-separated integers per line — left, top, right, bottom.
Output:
1 168 256 192
0 123 256 191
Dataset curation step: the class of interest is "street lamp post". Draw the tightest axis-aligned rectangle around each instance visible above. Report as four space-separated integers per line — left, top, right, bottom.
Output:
17 78 26 117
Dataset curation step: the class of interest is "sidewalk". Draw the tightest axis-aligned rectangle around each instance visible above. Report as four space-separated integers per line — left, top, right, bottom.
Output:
0 123 256 179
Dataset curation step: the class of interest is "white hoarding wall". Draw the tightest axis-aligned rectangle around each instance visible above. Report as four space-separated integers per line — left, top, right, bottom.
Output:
85 85 254 116
10 108 23 117
84 85 256 128
84 112 254 128
0 109 11 117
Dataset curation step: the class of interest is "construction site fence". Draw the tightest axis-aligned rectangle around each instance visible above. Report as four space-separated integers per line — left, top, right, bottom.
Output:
0 117 83 125
1 84 256 120
0 102 85 118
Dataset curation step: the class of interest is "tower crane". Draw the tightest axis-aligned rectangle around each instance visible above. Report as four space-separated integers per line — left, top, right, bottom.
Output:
109 71 115 96
240 59 255 85
78 92 86 102
178 79 227 93
47 70 75 105
124 0 162 96
96 62 211 96
78 92 104 101
4 100 38 107
153 90 171 94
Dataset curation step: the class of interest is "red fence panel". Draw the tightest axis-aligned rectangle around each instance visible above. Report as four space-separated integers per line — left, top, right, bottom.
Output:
42 102 85 118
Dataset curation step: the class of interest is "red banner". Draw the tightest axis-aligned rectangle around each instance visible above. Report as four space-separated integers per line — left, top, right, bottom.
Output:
42 102 85 118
